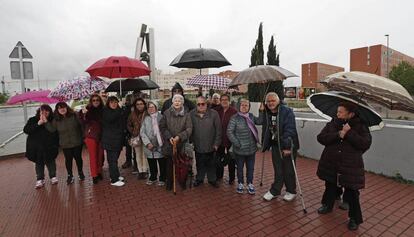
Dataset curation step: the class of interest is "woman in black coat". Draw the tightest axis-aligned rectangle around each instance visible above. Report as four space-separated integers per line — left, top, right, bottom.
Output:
316 102 372 231
101 96 126 187
23 104 59 189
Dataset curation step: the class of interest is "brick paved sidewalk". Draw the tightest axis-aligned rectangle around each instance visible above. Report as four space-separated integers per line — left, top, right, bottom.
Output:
0 151 413 237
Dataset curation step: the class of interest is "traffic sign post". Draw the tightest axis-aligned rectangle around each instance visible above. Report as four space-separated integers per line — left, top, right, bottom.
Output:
9 41 33 122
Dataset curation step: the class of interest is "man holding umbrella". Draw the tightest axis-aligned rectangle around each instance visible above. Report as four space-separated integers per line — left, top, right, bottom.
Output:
316 102 372 231
261 92 300 202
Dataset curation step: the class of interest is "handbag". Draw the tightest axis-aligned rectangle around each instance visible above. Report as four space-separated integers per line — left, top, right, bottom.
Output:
128 113 145 147
129 136 141 147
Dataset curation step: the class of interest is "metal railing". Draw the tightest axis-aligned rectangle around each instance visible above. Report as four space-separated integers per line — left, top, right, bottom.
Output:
0 131 24 149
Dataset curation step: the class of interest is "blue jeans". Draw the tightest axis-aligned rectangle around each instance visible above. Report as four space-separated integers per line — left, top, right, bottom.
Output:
235 153 255 184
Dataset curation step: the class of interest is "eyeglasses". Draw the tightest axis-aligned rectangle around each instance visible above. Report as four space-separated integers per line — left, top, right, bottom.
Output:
92 99 100 102
197 103 206 106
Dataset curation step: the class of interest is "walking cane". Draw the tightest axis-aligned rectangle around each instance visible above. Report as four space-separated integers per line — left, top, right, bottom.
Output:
260 150 265 186
173 142 177 195
288 137 307 214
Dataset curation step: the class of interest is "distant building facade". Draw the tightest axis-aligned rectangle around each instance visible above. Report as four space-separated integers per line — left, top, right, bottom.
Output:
154 69 208 90
350 44 414 77
301 62 344 92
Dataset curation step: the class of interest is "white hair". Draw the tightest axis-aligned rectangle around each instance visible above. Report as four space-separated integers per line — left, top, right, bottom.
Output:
212 93 220 99
265 92 280 104
172 94 184 104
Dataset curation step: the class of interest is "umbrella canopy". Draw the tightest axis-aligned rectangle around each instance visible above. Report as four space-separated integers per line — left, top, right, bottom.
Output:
49 76 108 101
322 71 414 113
307 91 384 131
170 48 231 69
186 74 232 90
229 65 298 86
86 56 151 79
105 78 159 93
7 90 60 105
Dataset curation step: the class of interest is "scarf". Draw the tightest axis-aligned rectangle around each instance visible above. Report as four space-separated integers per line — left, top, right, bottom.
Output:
150 113 163 146
238 112 259 142
172 106 185 117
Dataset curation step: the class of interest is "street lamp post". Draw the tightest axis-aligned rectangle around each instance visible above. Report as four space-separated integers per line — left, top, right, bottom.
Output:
385 34 390 78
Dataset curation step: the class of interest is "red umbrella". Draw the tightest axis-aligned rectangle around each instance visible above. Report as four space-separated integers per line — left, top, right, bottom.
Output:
86 56 151 79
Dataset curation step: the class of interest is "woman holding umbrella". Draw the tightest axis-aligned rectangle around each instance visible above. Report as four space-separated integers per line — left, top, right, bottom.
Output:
101 96 126 187
45 102 84 185
316 101 372 231
127 98 149 180
23 104 59 189
159 94 193 191
79 94 104 184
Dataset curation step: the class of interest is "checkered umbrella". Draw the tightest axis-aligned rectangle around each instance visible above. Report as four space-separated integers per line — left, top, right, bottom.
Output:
49 76 108 101
186 74 232 90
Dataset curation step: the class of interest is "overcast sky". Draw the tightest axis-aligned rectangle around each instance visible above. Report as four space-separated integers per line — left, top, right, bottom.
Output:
1 0 413 90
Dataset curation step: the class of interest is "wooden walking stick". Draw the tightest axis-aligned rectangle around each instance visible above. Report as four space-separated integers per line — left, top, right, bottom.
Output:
173 141 177 195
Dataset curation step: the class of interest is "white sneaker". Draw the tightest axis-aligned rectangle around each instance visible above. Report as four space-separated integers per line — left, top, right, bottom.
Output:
35 180 45 189
263 191 277 201
111 180 125 187
283 192 296 202
118 176 125 181
146 180 155 185
158 181 165 186
51 177 58 185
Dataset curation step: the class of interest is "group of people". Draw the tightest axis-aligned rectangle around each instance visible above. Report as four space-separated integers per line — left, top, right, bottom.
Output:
23 82 372 231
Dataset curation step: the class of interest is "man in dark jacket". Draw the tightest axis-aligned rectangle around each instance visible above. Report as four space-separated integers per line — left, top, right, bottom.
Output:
213 94 238 184
191 96 222 187
161 82 195 114
261 92 300 202
316 102 372 231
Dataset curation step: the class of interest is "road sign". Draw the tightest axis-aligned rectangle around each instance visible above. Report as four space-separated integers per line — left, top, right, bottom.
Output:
10 61 33 79
9 41 33 59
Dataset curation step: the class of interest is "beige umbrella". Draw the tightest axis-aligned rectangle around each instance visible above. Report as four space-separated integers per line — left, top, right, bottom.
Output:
322 71 414 113
229 65 297 86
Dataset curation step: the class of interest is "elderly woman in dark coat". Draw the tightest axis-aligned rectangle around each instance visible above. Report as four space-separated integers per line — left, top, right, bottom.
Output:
24 104 59 189
316 102 372 231
159 94 193 191
101 96 126 187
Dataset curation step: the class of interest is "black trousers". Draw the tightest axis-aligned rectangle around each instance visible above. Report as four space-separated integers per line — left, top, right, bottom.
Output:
195 152 216 183
106 149 121 183
147 158 166 182
62 145 83 176
35 159 56 180
322 181 363 224
216 146 236 182
125 143 137 166
269 145 296 195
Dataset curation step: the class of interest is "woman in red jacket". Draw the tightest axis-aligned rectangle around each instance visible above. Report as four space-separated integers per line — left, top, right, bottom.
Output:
80 94 104 184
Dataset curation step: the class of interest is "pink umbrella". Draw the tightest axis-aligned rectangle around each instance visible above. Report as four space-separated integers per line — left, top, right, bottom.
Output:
7 90 60 105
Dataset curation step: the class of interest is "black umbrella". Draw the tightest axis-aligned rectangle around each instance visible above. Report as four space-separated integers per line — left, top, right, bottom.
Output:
169 48 231 69
307 91 384 131
105 78 159 93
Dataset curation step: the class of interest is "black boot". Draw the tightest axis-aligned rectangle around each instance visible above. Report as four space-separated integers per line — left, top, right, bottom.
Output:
78 171 85 181
317 205 333 214
97 173 103 180
348 219 359 230
66 175 74 185
92 177 99 184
